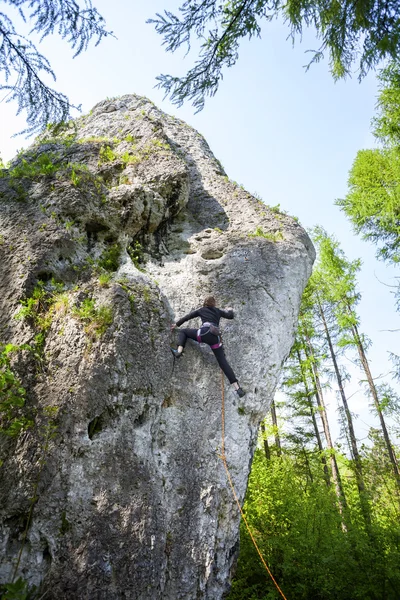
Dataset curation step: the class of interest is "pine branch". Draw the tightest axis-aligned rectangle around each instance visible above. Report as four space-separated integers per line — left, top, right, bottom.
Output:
0 1 112 135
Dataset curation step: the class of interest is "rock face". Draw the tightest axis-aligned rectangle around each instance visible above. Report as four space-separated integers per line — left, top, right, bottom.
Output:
0 96 314 599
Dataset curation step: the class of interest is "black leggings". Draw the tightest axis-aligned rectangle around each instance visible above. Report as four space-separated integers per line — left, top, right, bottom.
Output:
177 327 238 384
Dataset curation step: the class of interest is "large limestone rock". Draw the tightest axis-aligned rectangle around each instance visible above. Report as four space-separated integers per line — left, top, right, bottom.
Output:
0 95 314 599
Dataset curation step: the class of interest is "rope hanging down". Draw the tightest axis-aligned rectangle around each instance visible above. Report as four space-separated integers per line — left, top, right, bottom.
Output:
219 371 288 600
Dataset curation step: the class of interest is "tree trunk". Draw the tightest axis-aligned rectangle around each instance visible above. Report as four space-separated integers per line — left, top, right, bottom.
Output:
303 334 348 523
260 420 271 460
270 399 281 457
350 315 400 491
317 297 371 527
302 446 314 484
296 347 331 487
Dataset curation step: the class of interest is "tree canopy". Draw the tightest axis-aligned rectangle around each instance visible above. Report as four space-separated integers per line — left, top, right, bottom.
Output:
150 0 400 111
0 0 111 134
338 63 400 266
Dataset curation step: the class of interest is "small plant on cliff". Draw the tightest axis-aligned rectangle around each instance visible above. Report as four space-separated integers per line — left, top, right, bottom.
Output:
98 144 118 164
66 163 99 189
0 344 33 437
127 241 145 271
0 152 59 182
15 282 50 326
249 227 284 242
98 273 112 287
98 243 121 272
73 298 113 337
0 576 35 600
15 280 68 361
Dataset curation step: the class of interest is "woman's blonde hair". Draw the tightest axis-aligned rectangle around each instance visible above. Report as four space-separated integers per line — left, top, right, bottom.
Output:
203 296 216 307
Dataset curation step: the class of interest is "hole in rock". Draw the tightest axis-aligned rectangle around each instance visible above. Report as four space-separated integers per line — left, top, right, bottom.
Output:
88 416 103 439
201 249 224 260
42 543 52 564
85 222 109 235
36 271 53 282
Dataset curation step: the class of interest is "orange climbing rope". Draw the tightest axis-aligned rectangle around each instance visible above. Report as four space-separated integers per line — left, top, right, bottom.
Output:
219 371 288 600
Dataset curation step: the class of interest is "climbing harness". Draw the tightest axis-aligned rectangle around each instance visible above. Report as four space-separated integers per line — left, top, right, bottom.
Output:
197 322 222 349
219 371 288 600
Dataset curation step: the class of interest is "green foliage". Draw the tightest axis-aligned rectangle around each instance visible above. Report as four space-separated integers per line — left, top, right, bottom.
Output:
0 576 35 600
72 298 113 337
98 243 121 272
66 163 102 191
0 344 33 437
268 203 286 215
127 241 145 271
142 286 151 303
15 280 69 362
338 148 400 264
228 446 400 600
249 227 283 242
117 281 136 314
98 144 118 164
373 63 400 146
149 0 400 111
37 121 78 146
98 272 112 287
97 137 170 169
339 63 400 265
0 152 59 181
15 282 50 327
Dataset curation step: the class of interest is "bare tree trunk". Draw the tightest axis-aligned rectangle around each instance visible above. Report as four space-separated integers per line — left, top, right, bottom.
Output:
270 399 281 457
317 298 371 527
296 347 331 487
302 446 314 484
260 420 271 460
350 315 400 492
303 334 348 525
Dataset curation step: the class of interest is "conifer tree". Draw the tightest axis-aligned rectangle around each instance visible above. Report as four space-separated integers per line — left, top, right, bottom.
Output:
310 272 372 527
282 339 331 486
338 62 400 266
150 1 400 110
314 227 400 493
0 0 111 134
298 315 349 520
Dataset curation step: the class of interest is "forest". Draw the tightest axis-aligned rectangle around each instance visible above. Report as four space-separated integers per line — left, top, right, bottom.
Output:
228 66 400 598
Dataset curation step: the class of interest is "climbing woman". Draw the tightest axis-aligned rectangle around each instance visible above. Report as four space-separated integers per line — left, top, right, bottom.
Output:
170 296 245 397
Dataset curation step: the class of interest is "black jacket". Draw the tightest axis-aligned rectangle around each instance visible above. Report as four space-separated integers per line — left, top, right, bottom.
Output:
176 306 234 328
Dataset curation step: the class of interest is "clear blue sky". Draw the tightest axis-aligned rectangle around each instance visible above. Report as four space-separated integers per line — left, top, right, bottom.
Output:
1 0 399 443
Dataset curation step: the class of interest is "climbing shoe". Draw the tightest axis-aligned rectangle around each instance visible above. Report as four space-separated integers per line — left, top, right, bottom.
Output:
170 348 183 359
236 388 246 398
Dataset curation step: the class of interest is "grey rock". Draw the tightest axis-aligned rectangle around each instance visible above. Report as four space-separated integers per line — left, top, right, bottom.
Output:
0 95 314 599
